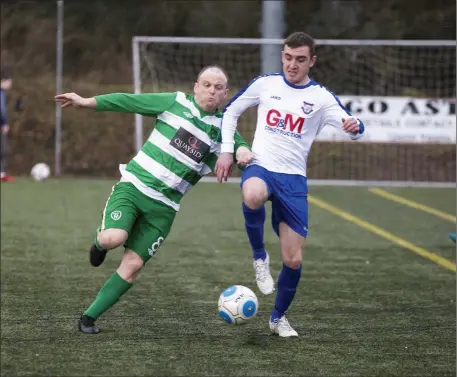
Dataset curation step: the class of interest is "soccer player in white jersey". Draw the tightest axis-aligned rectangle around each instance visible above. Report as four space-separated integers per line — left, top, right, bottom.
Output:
215 32 366 337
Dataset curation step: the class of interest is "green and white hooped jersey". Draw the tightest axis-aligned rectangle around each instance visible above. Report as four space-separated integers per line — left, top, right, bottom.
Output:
95 91 249 211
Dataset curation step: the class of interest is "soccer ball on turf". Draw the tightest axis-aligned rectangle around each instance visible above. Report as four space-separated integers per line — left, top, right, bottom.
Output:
31 163 51 181
218 285 258 325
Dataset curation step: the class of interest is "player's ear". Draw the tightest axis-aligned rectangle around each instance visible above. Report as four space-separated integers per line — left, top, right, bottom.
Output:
310 55 317 67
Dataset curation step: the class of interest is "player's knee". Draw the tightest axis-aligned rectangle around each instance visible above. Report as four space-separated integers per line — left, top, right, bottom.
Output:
283 255 302 270
243 187 267 209
117 250 144 282
242 178 268 209
98 229 128 250
282 246 303 269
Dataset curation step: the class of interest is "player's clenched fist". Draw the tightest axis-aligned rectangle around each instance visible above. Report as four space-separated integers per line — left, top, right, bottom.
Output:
54 92 95 109
235 146 253 166
342 117 360 134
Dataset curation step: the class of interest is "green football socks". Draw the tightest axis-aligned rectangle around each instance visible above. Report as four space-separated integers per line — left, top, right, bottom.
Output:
83 272 133 320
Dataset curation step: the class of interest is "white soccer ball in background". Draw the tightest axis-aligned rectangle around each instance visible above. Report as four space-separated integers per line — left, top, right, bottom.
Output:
31 163 51 181
218 285 258 325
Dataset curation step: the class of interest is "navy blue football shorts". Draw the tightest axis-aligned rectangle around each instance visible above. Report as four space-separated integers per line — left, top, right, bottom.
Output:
241 164 309 238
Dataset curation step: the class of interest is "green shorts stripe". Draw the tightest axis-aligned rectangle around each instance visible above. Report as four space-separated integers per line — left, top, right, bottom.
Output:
101 184 117 230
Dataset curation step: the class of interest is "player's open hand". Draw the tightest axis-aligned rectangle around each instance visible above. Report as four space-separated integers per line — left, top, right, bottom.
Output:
342 118 360 134
235 147 253 166
54 93 92 109
215 152 233 183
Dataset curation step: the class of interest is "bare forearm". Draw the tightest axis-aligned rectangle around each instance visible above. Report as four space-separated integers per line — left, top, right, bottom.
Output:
84 97 97 109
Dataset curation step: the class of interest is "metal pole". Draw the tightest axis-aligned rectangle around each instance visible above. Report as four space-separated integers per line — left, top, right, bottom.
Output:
132 37 143 153
55 0 63 176
261 0 285 75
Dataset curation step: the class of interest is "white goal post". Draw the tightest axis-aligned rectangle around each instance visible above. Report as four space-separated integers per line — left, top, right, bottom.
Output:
131 36 456 185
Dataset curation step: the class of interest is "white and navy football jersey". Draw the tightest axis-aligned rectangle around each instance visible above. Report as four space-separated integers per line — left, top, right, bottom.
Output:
221 73 365 177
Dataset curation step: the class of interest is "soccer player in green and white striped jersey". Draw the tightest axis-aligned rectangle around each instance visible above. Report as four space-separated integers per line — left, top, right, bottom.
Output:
55 66 252 334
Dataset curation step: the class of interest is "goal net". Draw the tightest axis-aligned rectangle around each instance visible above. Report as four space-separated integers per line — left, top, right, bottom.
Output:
132 36 456 184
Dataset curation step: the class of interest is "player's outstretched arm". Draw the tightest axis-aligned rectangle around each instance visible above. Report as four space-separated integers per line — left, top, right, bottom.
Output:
55 92 176 117
55 93 96 109
215 76 263 182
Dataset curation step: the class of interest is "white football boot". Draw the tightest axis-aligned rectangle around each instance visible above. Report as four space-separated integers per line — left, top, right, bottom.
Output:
269 316 299 337
253 252 275 295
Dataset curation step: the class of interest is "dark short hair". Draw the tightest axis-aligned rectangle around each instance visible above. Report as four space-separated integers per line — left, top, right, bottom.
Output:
283 32 315 56
197 65 229 82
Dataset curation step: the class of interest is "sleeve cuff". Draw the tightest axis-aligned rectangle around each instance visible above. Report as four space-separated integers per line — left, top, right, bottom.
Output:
221 143 235 154
94 96 100 111
356 118 365 134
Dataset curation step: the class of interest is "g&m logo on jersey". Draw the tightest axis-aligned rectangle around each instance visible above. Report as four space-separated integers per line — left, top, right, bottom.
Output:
301 101 314 115
170 127 210 163
265 109 304 139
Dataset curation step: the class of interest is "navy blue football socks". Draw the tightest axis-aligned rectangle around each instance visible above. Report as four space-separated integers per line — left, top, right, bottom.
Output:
271 263 302 321
242 202 267 261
